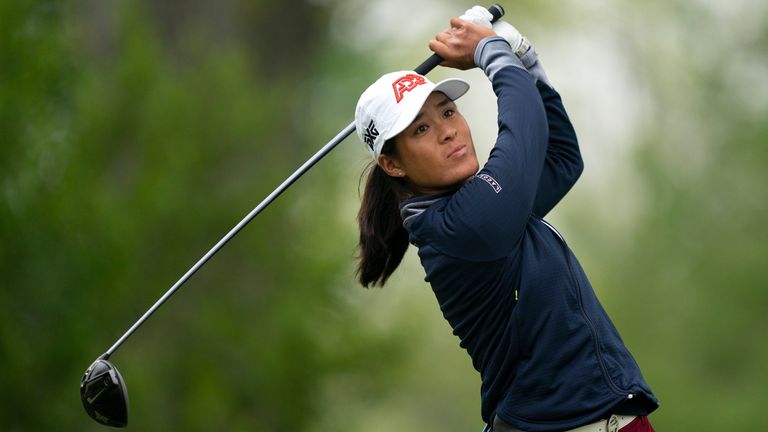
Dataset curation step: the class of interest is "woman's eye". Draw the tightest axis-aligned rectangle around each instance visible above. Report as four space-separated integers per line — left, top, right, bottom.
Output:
415 124 429 135
444 109 455 118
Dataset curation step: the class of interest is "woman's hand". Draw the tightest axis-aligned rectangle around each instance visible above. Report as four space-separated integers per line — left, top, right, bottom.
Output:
428 17 496 70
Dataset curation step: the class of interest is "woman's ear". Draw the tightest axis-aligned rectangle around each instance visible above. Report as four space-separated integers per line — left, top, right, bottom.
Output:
378 154 406 178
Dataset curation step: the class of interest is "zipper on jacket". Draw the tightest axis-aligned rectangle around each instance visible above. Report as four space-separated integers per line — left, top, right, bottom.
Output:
538 218 629 397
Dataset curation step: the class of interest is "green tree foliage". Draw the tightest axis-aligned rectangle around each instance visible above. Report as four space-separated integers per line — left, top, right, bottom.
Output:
1 1 407 430
2 0 767 431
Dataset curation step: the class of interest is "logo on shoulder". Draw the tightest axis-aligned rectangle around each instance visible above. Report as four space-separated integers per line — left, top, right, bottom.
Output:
476 173 502 193
392 74 427 103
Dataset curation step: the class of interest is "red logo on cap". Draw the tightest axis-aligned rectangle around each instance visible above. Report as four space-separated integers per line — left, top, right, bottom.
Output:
392 74 427 103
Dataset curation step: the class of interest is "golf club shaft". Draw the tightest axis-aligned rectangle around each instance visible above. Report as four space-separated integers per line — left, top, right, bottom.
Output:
101 3 505 360
102 122 356 359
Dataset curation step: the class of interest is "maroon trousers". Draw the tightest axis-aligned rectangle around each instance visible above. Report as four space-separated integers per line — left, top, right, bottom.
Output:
620 416 655 432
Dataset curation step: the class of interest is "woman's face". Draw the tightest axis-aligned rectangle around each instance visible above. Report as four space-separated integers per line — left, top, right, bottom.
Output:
379 91 479 196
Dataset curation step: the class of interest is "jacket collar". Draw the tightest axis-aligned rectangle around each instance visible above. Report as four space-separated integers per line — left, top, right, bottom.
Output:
399 192 453 230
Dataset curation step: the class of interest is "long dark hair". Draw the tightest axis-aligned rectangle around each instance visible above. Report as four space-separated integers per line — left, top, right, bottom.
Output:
356 140 411 288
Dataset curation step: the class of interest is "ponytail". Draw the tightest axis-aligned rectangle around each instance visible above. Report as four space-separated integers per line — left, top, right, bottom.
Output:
356 141 410 288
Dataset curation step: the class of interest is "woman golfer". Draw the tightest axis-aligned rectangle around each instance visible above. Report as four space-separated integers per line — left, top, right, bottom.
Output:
353 11 659 432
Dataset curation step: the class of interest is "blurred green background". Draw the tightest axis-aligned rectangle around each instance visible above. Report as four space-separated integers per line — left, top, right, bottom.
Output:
1 0 767 430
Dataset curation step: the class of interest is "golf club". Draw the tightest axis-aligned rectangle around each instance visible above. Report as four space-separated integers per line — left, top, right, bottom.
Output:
80 4 505 427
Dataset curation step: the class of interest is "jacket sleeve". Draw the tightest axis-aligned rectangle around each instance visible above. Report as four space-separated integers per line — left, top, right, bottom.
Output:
531 81 584 218
417 37 549 261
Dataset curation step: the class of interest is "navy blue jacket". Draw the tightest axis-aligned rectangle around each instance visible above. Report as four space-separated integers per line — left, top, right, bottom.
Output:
399 38 658 431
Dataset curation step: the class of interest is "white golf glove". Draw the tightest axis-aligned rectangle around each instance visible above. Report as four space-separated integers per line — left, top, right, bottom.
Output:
459 5 551 86
459 6 528 57
459 6 493 27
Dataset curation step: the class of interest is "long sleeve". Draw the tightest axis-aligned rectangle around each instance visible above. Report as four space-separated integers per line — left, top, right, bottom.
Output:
532 81 583 217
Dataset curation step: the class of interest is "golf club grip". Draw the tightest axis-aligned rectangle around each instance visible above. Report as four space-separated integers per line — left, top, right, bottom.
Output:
413 4 505 75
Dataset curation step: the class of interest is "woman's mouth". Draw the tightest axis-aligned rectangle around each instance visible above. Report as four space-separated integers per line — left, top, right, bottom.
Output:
447 145 467 159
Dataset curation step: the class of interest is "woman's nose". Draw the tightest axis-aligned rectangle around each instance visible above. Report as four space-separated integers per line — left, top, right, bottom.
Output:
441 127 457 143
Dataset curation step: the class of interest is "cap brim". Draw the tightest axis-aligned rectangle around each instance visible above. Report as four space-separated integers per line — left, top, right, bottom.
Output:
433 78 471 102
385 77 470 142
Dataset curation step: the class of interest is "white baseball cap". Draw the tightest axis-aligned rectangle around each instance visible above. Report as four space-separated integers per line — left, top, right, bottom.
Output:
355 71 470 162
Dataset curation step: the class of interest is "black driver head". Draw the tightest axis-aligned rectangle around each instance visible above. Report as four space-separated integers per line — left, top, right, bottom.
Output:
80 358 129 428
